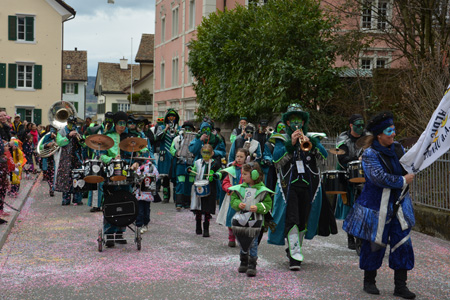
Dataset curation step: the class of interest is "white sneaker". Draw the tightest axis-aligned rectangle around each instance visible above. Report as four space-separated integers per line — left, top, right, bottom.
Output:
140 225 148 234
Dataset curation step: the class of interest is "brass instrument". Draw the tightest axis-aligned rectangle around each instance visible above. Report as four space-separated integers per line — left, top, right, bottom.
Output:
296 126 312 152
168 122 176 135
37 101 78 157
266 126 274 135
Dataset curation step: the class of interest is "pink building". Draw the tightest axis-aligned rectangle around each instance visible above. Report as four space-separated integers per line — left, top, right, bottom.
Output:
153 0 400 122
154 0 261 123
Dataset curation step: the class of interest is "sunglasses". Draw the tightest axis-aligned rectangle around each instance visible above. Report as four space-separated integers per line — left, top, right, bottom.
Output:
245 131 254 134
117 121 127 126
383 126 395 136
202 128 211 133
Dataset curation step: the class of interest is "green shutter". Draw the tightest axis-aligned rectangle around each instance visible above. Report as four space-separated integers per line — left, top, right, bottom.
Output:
112 103 118 113
74 83 78 94
8 64 16 88
73 102 79 113
25 17 34 41
34 65 42 89
33 109 41 125
63 83 66 93
8 16 17 41
0 64 6 88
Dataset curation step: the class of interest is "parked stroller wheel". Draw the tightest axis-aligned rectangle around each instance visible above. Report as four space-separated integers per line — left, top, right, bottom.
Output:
98 229 103 252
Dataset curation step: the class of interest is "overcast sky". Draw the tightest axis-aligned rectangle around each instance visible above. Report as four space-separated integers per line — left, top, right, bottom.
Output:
63 0 155 77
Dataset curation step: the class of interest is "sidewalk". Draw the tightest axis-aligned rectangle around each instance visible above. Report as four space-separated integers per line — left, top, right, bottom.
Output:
0 173 40 249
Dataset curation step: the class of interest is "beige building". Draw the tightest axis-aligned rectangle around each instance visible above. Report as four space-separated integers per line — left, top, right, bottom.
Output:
0 0 75 125
62 49 88 119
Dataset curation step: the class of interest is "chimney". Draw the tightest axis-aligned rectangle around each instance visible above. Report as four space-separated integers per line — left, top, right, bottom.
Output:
120 57 128 70
75 47 77 51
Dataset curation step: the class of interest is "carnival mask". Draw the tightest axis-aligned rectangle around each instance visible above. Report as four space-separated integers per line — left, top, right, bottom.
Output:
353 120 365 136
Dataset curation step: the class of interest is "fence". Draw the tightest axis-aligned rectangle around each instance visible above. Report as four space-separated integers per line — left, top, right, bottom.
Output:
318 137 450 212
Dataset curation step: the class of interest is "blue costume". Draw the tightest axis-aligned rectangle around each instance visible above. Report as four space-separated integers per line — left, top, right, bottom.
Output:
343 142 415 271
156 109 180 202
189 122 226 161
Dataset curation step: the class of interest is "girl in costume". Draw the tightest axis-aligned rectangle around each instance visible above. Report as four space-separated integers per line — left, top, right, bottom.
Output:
188 144 222 237
229 162 273 277
216 148 249 247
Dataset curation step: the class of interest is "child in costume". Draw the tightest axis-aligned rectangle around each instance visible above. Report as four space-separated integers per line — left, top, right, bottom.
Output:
216 148 249 247
229 162 273 277
134 159 159 234
10 140 24 198
188 144 222 237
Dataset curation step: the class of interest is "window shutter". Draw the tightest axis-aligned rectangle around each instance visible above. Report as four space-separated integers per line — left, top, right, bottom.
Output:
63 83 66 93
74 83 78 94
34 65 42 89
25 17 34 41
8 16 17 41
33 109 42 125
73 102 79 113
0 64 6 88
112 103 118 113
16 108 26 121
8 64 16 88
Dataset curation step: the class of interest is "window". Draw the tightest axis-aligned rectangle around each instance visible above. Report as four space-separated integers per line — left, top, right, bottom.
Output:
187 65 193 84
66 64 71 69
97 102 106 114
161 17 166 43
65 83 75 94
376 59 386 68
15 107 41 124
161 62 165 89
8 15 34 42
189 0 196 30
185 109 195 120
362 1 373 29
172 57 179 87
8 63 42 89
361 0 390 30
361 58 372 69
377 1 388 30
172 7 179 37
118 103 129 112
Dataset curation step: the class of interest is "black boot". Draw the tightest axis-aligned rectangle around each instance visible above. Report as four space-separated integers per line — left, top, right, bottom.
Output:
347 234 356 250
163 187 170 203
196 218 202 235
363 270 380 295
394 269 416 299
246 256 257 277
175 194 183 211
238 253 248 273
355 237 362 256
203 221 210 237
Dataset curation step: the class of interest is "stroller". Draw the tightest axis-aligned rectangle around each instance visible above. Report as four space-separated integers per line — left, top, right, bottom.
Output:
98 188 142 252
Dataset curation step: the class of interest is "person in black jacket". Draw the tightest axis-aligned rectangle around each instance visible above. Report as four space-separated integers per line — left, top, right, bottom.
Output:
0 111 12 143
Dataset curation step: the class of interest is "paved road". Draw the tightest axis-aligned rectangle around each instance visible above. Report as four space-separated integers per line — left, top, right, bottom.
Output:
1 177 449 300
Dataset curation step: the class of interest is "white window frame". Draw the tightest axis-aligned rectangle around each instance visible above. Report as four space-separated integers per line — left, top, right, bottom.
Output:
360 56 390 69
16 15 35 42
172 57 179 87
117 103 130 112
185 109 195 121
161 61 165 89
17 63 34 89
66 83 75 94
361 0 391 31
161 16 166 43
172 6 179 38
189 0 196 30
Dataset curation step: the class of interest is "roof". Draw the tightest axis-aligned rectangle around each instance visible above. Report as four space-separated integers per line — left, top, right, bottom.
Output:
62 50 87 81
123 71 153 92
135 34 154 63
96 62 141 94
54 0 76 17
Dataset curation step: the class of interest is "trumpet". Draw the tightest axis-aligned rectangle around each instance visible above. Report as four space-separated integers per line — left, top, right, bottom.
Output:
265 126 274 135
168 122 176 135
296 126 312 152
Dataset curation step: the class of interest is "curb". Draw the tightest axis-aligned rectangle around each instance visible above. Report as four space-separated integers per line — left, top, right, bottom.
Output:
0 174 41 250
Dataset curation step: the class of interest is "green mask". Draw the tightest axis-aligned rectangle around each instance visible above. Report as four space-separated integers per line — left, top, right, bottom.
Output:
289 117 302 131
353 120 364 135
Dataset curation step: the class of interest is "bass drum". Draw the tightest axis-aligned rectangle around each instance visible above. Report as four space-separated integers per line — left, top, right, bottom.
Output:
103 190 138 227
322 170 347 195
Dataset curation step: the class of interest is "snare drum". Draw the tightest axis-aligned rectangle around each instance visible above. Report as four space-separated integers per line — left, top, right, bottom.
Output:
106 159 127 181
141 175 156 192
72 169 97 192
84 159 105 183
347 160 365 183
194 180 210 197
322 170 347 195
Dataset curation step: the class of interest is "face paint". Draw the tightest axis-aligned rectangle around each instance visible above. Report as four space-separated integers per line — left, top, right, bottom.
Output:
67 123 73 130
277 123 286 133
117 121 126 127
289 117 302 131
201 127 211 135
353 120 365 135
201 150 212 161
383 126 395 136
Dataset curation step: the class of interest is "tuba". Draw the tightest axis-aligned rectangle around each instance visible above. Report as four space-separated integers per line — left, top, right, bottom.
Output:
37 101 77 157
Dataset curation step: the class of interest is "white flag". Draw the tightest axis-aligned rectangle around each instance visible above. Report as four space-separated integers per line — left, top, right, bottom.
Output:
400 85 450 173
